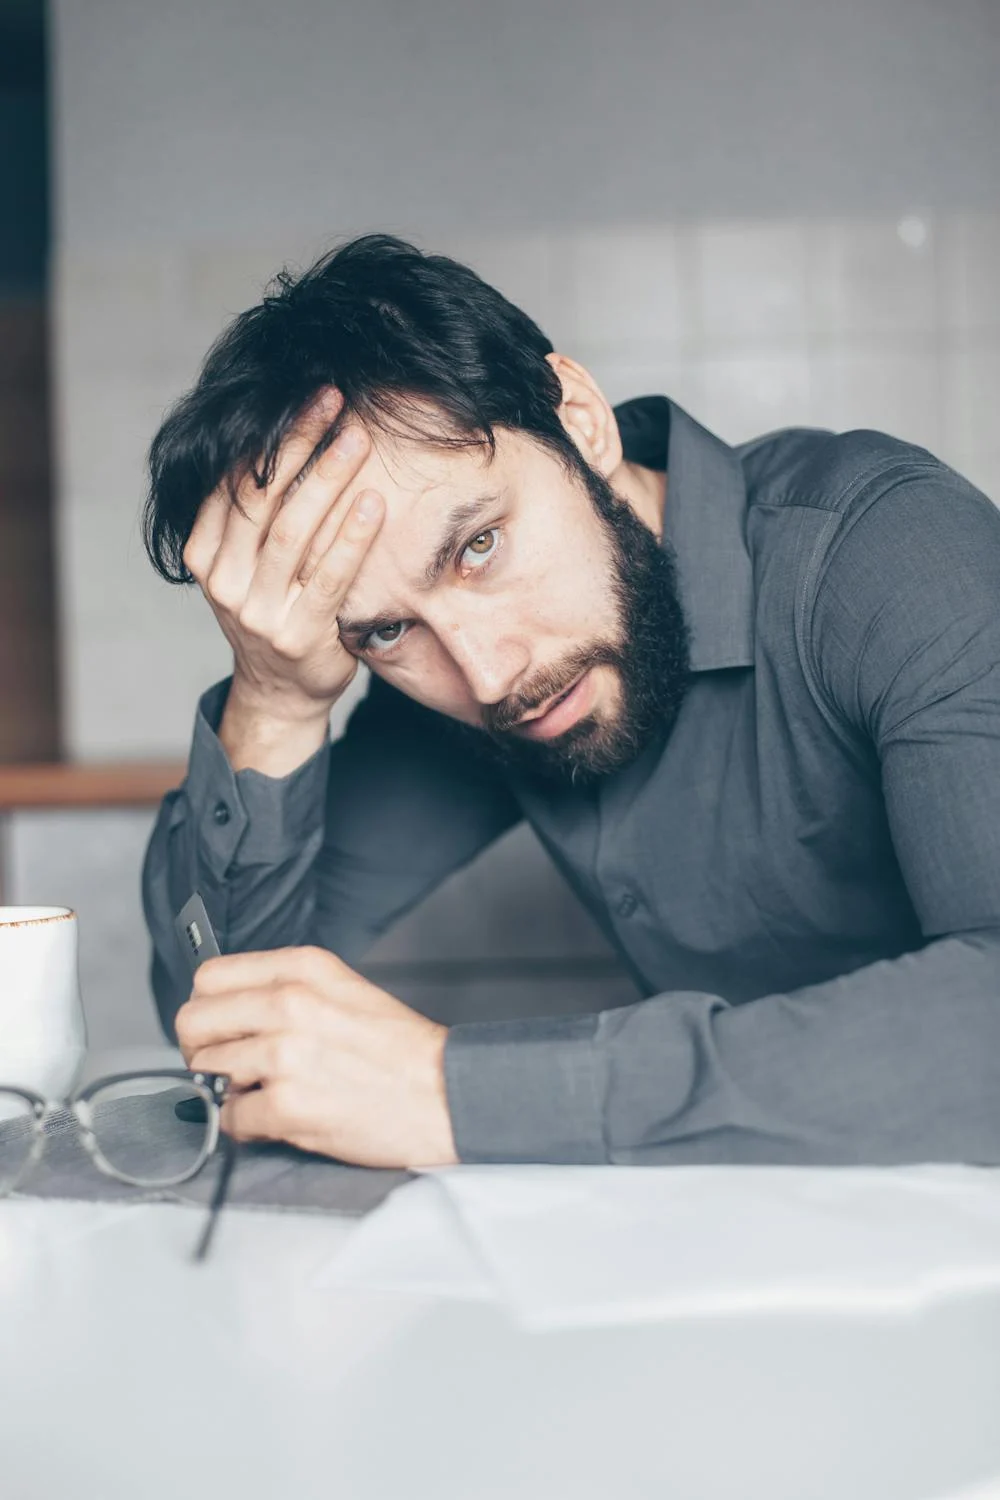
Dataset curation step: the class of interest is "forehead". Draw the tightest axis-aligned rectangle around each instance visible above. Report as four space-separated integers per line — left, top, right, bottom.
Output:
347 427 498 522
337 425 557 612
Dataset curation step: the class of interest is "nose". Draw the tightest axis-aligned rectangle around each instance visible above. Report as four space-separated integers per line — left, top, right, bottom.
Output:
437 613 531 707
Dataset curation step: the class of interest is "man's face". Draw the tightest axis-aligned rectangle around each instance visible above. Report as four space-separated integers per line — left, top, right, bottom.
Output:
336 424 689 781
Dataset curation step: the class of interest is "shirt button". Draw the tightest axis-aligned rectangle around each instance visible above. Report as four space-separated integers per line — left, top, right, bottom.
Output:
617 891 638 918
213 801 231 827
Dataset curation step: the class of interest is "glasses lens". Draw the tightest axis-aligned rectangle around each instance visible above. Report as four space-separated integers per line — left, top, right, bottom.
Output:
86 1075 214 1186
0 1090 39 1194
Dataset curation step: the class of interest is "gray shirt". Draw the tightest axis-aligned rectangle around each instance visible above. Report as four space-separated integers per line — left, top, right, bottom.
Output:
142 398 1000 1166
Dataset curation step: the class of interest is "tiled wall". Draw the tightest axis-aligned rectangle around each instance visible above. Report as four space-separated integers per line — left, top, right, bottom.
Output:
38 213 1000 1045
55 213 1000 760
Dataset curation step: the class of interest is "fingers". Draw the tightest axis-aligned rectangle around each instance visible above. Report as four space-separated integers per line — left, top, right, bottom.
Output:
193 945 348 997
176 990 273 1056
188 1032 293 1091
292 430 373 585
182 487 232 585
291 489 385 625
185 388 344 608
219 1083 293 1145
177 950 358 1053
244 424 374 607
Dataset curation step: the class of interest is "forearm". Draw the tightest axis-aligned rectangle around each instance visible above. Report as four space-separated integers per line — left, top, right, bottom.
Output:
142 679 333 1037
444 931 1000 1166
143 675 525 1040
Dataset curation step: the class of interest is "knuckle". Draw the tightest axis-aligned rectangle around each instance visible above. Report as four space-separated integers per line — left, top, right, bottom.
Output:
268 1031 300 1076
276 981 308 1026
309 565 343 602
182 539 205 581
301 945 334 984
267 518 298 554
206 569 240 613
270 626 307 662
235 603 268 640
196 955 225 987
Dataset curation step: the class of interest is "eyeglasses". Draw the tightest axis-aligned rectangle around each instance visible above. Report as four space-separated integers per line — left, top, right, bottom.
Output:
0 1069 236 1260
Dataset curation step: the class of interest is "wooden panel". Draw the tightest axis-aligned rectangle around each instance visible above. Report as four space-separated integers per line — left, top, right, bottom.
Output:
0 761 185 809
0 295 60 762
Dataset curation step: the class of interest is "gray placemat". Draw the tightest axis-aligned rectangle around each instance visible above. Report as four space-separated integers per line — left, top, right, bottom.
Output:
5 1095 411 1218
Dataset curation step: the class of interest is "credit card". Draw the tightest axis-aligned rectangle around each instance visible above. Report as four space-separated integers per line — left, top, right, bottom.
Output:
174 891 222 975
174 893 222 1124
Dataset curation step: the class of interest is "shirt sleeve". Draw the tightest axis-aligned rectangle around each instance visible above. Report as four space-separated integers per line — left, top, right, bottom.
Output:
142 673 522 1039
445 469 1000 1165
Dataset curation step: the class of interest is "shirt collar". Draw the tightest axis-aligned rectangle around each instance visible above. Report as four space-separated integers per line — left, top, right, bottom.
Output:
663 400 755 671
616 396 755 673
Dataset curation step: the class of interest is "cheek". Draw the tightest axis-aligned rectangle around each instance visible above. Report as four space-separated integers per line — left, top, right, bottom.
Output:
377 642 482 724
513 534 615 634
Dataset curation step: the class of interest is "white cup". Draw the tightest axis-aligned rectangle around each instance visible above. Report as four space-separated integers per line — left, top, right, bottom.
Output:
0 907 88 1097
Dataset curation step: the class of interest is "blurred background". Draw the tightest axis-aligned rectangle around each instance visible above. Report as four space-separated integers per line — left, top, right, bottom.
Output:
1 0 998 1054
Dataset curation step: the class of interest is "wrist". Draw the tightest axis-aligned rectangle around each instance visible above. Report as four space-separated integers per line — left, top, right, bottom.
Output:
413 1022 458 1168
227 671 338 727
220 678 333 775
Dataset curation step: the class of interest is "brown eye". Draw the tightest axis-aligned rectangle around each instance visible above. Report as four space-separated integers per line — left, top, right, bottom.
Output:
461 528 500 569
362 620 410 654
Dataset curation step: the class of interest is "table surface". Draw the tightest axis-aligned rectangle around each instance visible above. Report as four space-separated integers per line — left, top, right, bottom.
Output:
1 1195 1000 1500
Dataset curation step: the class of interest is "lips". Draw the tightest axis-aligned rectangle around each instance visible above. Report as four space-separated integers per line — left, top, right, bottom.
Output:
515 675 583 727
511 669 595 742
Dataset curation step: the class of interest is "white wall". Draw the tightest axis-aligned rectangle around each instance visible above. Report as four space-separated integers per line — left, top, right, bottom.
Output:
54 0 1000 247
50 0 1000 760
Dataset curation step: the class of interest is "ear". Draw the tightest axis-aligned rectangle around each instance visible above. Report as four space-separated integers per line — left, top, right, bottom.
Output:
546 353 623 478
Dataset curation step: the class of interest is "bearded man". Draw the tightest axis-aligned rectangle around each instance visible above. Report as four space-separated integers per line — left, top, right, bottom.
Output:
141 234 1000 1169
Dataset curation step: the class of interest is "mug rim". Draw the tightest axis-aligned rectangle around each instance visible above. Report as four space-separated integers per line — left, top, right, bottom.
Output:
0 906 76 928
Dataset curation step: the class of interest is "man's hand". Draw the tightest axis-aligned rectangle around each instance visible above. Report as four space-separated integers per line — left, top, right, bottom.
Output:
183 388 384 776
175 946 458 1170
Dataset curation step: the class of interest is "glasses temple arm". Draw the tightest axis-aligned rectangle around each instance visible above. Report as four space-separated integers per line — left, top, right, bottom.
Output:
193 1133 238 1263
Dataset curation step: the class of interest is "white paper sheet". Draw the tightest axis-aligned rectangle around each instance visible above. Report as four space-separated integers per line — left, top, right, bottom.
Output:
434 1163 1000 1328
314 1173 494 1300
315 1163 1000 1330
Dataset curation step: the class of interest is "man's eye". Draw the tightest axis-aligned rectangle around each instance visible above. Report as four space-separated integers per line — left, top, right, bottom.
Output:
461 528 499 569
363 621 409 654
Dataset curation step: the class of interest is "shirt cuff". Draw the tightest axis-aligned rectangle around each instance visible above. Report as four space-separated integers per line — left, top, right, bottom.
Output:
444 1013 608 1164
184 678 331 881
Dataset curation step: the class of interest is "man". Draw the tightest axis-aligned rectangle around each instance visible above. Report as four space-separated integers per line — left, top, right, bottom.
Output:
142 233 1000 1170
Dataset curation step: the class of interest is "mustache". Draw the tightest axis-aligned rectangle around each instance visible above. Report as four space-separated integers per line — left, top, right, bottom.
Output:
483 643 622 735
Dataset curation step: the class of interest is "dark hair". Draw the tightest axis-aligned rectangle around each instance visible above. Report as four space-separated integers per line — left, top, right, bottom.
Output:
143 233 580 582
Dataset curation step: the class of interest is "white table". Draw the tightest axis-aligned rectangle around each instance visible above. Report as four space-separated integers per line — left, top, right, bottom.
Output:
1 1194 999 1500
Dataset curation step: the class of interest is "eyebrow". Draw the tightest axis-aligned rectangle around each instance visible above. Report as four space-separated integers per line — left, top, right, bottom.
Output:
337 492 501 639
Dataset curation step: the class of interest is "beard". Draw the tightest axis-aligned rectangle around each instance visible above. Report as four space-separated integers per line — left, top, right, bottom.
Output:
469 461 691 785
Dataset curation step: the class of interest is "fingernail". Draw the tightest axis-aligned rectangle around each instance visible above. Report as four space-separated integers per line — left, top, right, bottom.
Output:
334 426 367 459
356 491 383 522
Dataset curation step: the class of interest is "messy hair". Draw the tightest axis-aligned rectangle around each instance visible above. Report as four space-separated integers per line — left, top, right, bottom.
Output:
143 233 580 582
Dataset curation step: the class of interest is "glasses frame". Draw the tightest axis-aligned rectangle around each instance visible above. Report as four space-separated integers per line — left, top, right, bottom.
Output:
0 1069 234 1260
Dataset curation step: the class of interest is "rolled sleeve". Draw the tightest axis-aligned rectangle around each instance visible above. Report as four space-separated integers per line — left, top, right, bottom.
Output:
183 679 331 879
445 1013 607 1164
